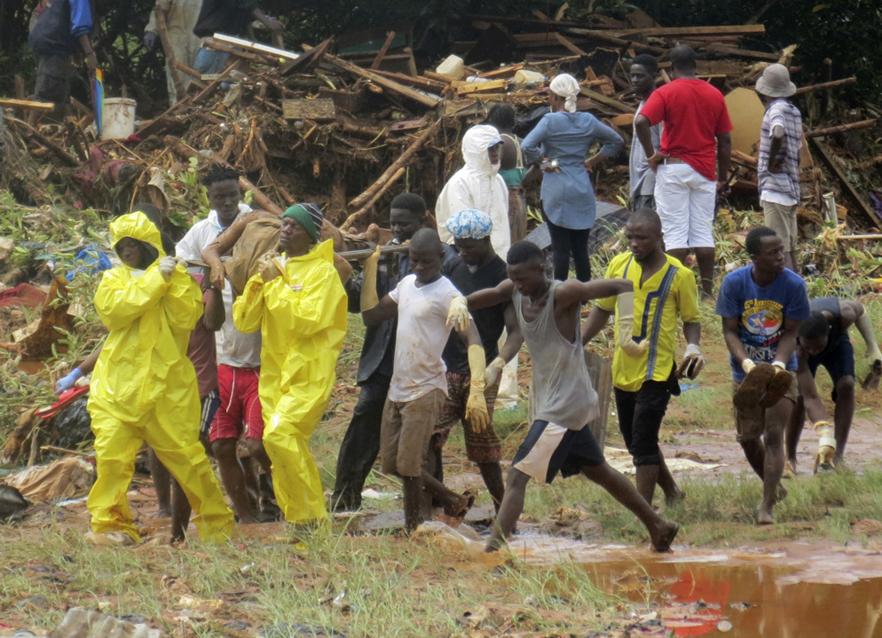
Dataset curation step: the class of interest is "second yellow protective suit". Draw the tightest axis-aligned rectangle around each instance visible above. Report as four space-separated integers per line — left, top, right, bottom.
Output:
233 239 347 523
87 212 233 542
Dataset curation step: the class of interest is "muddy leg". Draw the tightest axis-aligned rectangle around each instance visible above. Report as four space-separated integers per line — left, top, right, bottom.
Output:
833 376 855 464
582 462 679 551
758 400 790 525
421 471 473 517
148 448 172 517
785 396 805 472
635 464 659 505
694 247 715 298
740 438 766 480
212 439 257 523
402 476 424 533
486 468 530 552
657 451 684 505
170 479 191 542
478 462 505 512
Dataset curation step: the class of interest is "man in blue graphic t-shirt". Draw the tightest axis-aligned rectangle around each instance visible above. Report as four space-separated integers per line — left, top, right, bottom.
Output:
716 226 809 525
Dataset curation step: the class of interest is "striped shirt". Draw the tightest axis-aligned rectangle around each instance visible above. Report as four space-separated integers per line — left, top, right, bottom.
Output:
758 98 802 205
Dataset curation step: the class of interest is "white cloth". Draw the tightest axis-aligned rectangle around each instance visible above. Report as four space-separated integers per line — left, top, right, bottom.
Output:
174 203 251 261
145 0 204 104
654 163 716 250
630 101 663 199
436 125 511 257
387 274 460 402
549 73 581 112
760 190 797 207
174 202 259 368
216 281 262 368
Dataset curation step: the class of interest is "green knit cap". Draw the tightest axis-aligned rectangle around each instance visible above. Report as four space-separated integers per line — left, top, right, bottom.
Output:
282 203 324 241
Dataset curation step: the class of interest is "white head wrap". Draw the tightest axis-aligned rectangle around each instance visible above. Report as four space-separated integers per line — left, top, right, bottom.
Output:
549 73 581 113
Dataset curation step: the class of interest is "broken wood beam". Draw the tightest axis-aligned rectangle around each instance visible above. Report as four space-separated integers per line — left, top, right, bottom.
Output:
280 37 332 75
322 50 441 108
613 24 766 38
153 9 186 99
554 33 589 57
0 98 55 111
568 29 666 55
340 166 406 232
371 31 396 70
6 116 78 166
701 44 780 61
211 33 300 61
794 76 857 95
372 69 448 92
810 138 880 229
580 86 633 114
338 244 409 261
808 119 877 138
345 119 440 219
835 234 882 242
731 149 758 168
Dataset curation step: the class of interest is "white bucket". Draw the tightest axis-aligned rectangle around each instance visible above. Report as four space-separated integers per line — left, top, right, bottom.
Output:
100 98 137 140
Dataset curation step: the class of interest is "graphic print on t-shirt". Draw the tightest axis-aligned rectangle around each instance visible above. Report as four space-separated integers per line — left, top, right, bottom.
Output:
740 298 784 364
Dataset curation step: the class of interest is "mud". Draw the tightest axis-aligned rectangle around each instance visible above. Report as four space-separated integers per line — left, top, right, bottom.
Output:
507 530 882 636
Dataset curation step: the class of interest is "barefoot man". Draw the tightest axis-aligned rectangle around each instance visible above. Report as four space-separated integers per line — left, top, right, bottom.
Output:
717 227 809 524
467 240 679 552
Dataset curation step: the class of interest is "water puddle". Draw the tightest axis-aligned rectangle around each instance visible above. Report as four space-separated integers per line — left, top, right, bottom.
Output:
507 532 882 636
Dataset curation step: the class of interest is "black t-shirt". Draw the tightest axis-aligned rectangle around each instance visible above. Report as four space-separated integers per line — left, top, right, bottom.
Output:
193 0 257 38
442 254 508 375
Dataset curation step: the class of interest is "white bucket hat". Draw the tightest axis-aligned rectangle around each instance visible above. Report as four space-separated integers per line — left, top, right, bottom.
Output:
756 63 797 98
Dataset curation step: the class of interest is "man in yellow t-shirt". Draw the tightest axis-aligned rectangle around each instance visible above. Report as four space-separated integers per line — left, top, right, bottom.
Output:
582 209 703 506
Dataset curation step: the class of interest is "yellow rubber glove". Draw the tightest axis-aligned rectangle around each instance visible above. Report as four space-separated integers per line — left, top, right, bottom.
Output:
616 291 649 358
446 295 470 332
741 359 756 375
360 247 381 311
466 344 490 432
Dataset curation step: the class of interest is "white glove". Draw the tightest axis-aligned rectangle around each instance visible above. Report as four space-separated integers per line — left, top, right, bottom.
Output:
159 255 177 279
446 295 470 332
615 291 648 357
741 359 756 375
678 343 705 379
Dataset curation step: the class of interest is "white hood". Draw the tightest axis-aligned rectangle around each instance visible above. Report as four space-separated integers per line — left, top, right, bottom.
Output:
461 124 502 177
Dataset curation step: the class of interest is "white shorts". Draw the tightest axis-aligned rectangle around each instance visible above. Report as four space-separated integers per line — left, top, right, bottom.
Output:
654 163 717 250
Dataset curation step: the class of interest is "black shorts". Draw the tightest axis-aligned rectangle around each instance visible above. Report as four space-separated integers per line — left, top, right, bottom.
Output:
512 420 604 484
808 334 855 400
614 380 672 466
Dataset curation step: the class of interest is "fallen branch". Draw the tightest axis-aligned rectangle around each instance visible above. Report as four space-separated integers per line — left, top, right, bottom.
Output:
341 166 406 232
345 119 440 215
7 116 79 166
794 76 857 95
807 119 877 138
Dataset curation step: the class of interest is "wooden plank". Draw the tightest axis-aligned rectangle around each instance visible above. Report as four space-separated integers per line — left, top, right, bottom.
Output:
810 138 880 229
453 78 507 95
554 32 588 56
808 119 877 138
372 69 447 92
794 76 857 95
701 44 779 61
370 31 396 70
281 97 336 121
613 24 766 37
0 98 55 111
321 50 441 108
478 63 523 79
580 86 633 114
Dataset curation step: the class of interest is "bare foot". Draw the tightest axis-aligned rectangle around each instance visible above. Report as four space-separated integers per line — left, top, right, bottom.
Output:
443 490 475 519
650 519 679 552
757 503 774 525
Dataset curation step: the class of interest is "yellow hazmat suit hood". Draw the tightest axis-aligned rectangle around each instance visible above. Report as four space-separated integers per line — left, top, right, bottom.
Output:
109 211 166 262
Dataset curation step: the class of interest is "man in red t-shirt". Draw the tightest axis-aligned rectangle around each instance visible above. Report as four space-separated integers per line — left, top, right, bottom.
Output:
635 46 732 298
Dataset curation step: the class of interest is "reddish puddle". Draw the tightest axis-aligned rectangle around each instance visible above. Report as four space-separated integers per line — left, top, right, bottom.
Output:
507 534 882 636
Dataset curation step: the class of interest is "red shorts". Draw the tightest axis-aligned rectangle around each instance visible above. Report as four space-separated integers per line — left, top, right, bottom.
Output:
209 364 264 442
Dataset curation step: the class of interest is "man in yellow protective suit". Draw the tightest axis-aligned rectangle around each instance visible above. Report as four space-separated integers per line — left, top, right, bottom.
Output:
233 203 347 524
86 211 234 545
